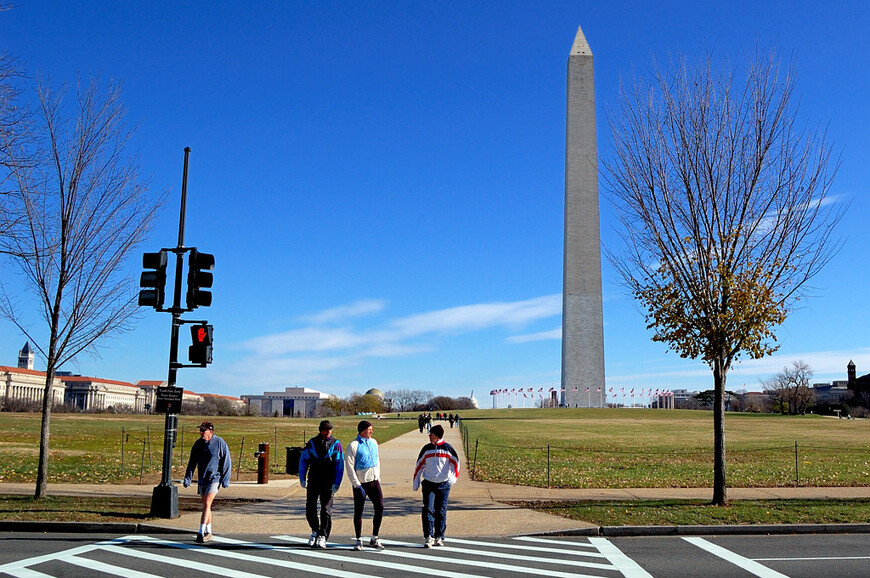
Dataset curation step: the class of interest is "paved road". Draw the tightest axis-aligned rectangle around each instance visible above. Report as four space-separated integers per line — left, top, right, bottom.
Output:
2 532 869 577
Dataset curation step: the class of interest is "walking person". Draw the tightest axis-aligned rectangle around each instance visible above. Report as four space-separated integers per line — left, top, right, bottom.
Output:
298 420 344 548
412 424 460 547
182 421 232 543
345 420 385 550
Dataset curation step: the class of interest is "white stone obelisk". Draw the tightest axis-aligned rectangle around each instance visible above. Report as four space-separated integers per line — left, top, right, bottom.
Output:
561 25 605 408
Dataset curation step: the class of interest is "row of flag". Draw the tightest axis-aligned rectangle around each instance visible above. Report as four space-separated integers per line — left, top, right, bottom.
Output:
489 387 675 397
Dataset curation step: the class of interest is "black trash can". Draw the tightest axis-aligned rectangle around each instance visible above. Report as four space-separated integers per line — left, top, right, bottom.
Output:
286 446 303 475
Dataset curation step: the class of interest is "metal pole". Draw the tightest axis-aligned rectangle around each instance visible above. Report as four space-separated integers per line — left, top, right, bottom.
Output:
547 445 551 489
795 440 799 486
151 147 190 518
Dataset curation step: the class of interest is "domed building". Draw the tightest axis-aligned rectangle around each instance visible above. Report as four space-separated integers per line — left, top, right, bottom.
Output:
365 388 384 400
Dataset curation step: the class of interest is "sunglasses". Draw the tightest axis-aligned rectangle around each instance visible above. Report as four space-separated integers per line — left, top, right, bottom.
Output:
199 428 209 432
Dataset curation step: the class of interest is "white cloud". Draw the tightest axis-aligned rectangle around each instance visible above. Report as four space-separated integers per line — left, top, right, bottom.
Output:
507 327 562 343
224 294 562 391
390 295 561 337
303 299 387 324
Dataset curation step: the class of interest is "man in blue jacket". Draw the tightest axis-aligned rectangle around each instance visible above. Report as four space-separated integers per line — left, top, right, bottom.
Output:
183 421 232 543
298 420 344 548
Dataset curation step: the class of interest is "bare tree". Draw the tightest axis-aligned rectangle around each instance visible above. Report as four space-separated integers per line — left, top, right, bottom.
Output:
606 49 841 505
764 360 815 415
384 388 433 412
0 77 162 499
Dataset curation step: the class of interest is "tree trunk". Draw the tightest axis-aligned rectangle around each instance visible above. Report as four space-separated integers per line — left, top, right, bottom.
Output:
34 365 54 499
712 357 728 506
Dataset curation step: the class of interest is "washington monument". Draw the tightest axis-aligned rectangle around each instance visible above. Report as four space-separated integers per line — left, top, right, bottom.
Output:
561 25 605 408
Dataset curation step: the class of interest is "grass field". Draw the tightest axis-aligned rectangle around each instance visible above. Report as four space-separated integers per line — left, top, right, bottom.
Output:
458 408 870 488
0 413 417 484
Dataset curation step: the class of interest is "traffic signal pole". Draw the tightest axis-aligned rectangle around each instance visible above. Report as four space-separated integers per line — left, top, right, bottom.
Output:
150 147 191 519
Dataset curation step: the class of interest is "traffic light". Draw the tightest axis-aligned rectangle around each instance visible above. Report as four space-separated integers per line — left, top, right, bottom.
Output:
186 249 214 310
138 251 168 309
189 323 213 365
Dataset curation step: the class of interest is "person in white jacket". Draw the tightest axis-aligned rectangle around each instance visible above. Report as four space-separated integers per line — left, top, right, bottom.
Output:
345 420 384 550
412 424 459 547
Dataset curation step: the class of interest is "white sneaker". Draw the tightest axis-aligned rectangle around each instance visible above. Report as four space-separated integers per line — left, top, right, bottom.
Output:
424 536 435 548
353 539 363 551
307 532 318 547
434 537 444 547
369 537 384 550
315 535 327 549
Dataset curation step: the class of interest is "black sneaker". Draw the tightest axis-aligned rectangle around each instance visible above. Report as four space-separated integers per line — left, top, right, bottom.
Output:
195 533 205 544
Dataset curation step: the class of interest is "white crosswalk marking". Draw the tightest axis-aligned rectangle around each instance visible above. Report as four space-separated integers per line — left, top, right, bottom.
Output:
224 535 482 578
101 544 272 578
364 538 616 578
683 537 790 578
449 536 608 558
0 533 656 578
589 537 655 578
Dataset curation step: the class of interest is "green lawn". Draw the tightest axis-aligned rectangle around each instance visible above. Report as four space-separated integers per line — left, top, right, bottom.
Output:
522 498 870 526
0 413 417 484
458 408 870 488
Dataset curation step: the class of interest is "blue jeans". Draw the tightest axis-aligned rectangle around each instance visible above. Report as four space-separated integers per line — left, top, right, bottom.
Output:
421 480 451 539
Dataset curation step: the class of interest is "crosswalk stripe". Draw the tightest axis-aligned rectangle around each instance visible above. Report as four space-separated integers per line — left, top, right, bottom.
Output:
447 536 607 558
683 537 789 578
514 536 601 549
0 536 137 575
588 538 655 578
0 568 55 578
126 536 371 578
62 555 163 578
364 538 612 578
101 544 271 578
229 535 483 578
379 538 617 572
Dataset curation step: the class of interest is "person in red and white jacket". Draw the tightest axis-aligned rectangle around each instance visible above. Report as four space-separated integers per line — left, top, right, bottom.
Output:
412 424 460 547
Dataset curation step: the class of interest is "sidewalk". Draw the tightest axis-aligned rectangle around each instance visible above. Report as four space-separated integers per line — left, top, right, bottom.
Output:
3 425 870 538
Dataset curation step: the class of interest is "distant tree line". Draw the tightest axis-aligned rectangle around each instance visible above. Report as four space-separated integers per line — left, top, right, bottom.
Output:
315 389 476 417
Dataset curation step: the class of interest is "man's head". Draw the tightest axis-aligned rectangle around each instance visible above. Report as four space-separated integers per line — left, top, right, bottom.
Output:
358 420 373 438
199 421 214 441
429 424 444 442
319 420 333 437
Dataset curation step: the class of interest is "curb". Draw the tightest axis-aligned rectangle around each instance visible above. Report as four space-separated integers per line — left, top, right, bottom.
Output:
533 523 870 537
4 521 870 537
0 521 190 534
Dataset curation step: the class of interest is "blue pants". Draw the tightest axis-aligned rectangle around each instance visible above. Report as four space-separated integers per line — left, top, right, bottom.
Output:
421 480 451 539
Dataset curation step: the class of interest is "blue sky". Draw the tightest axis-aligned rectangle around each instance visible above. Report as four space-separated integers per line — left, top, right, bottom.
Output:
1 1 868 403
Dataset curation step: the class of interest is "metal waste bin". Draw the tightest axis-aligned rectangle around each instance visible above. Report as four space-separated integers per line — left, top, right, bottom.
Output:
286 446 303 475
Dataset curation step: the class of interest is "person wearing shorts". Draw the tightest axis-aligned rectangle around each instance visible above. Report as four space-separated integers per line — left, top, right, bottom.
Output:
345 420 385 550
183 421 232 543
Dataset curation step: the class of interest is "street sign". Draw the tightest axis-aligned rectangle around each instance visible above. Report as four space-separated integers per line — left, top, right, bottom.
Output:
155 386 183 414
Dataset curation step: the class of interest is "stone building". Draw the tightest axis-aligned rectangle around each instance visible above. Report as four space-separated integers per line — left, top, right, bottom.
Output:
242 386 331 418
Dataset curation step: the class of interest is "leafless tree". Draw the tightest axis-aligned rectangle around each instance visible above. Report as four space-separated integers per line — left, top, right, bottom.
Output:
384 388 433 412
763 360 815 415
0 77 162 499
605 49 841 505
0 52 32 242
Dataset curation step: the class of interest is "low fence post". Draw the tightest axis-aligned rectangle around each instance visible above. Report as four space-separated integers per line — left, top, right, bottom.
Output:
139 438 146 484
121 427 125 478
472 439 479 480
794 440 799 486
547 445 551 489
237 436 245 480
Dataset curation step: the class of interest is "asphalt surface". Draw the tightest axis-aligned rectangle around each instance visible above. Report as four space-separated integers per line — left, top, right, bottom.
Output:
3 425 870 538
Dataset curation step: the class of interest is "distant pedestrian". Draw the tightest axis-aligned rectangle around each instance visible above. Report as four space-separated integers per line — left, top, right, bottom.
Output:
299 420 344 548
182 421 232 543
412 424 460 547
345 420 385 550
448 413 455 428
418 414 425 433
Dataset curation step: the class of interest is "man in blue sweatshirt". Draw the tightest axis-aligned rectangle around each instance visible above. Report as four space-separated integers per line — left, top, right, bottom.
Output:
298 420 344 548
183 421 232 543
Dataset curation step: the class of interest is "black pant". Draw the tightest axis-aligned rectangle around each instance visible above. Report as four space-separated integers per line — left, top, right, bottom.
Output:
353 480 384 539
305 485 335 538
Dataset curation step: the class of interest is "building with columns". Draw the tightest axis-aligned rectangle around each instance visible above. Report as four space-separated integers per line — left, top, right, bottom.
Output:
242 386 331 418
1 342 241 413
